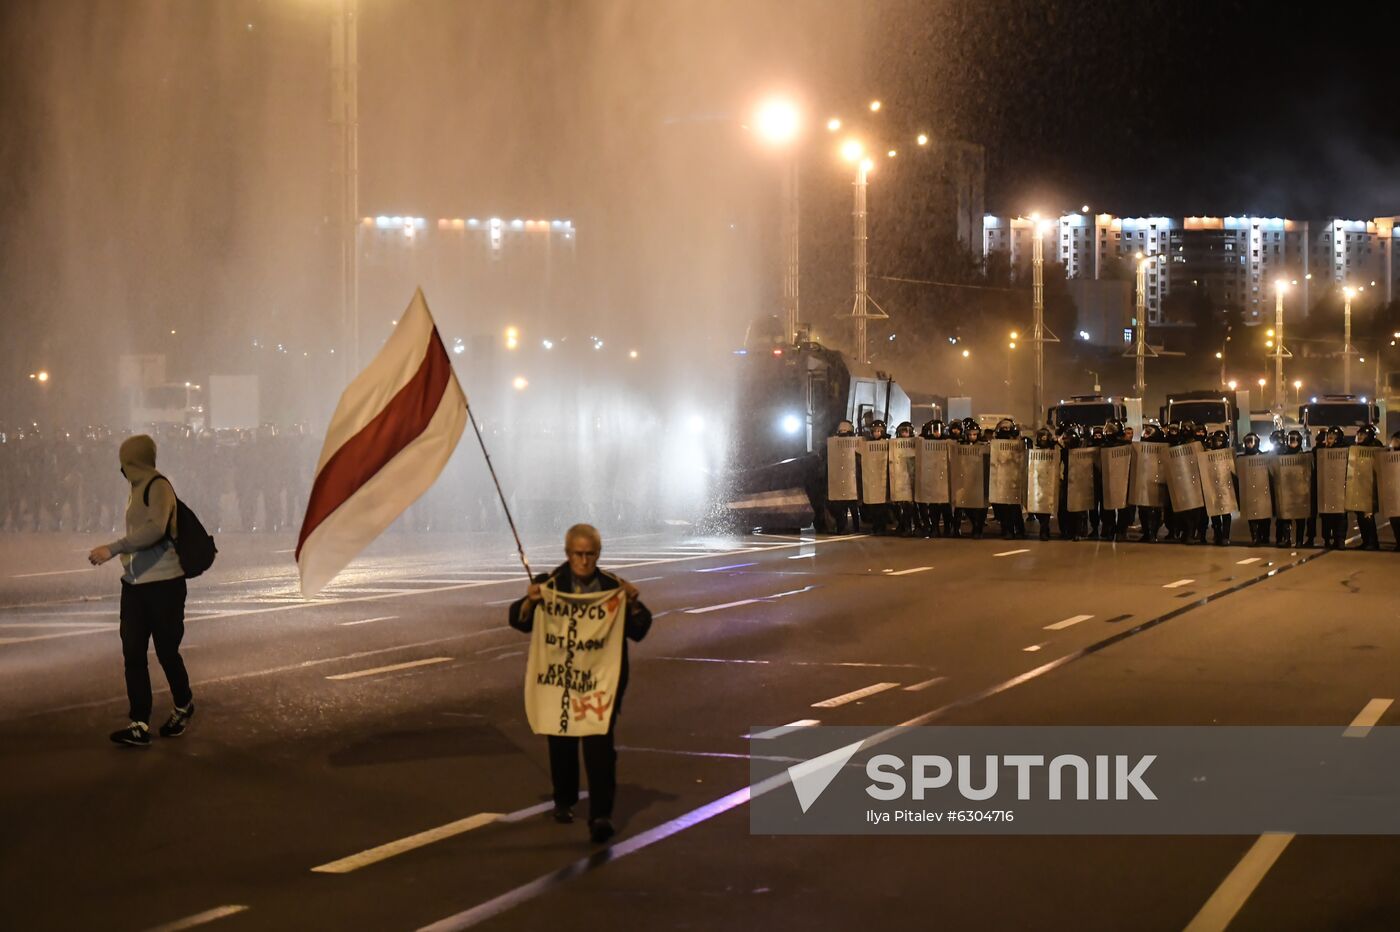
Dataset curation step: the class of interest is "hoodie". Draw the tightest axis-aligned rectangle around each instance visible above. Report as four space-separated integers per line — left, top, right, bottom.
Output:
105 434 182 584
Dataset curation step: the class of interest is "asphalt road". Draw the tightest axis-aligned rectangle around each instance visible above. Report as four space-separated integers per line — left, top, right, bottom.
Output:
2 525 1399 932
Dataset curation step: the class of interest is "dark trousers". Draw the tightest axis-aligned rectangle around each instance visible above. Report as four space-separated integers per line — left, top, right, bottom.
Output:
1210 513 1232 544
1138 507 1162 542
1321 513 1347 548
1355 512 1379 548
1248 518 1271 545
547 722 617 821
1116 505 1137 539
119 577 191 724
1274 518 1292 546
828 500 860 534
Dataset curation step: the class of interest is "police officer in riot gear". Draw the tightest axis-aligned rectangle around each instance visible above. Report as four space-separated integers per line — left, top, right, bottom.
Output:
957 422 988 539
1030 427 1056 541
892 421 919 536
1136 423 1166 542
864 420 892 534
1352 423 1383 550
1240 432 1271 546
992 418 1026 539
1317 427 1347 549
827 420 861 534
1390 431 1400 551
1059 425 1087 541
1102 419 1131 541
1280 429 1310 547
1205 429 1234 545
918 420 954 537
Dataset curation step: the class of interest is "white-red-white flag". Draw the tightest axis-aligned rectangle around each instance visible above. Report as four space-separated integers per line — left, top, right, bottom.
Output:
296 289 467 597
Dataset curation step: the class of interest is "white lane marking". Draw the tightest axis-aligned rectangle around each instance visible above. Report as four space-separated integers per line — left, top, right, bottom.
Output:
10 567 99 579
338 615 399 627
746 720 821 740
696 562 757 573
273 548 297 554
629 576 665 583
650 656 926 669
902 676 947 692
493 651 524 661
787 553 816 560
1235 557 1263 565
143 905 250 932
993 549 1030 557
1022 644 1043 652
1044 614 1095 631
1182 833 1295 932
686 599 759 615
811 682 900 708
311 797 574 874
1343 698 1394 738
0 620 116 628
326 657 452 680
1163 578 1195 588
484 598 517 606
475 643 521 655
887 566 933 576
0 628 120 646
312 813 502 873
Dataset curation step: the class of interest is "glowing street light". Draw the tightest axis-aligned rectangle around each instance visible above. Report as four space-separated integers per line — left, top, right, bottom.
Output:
505 326 519 349
32 370 50 383
840 138 864 163
1342 286 1358 393
961 348 970 358
869 99 882 112
1269 280 1291 409
512 376 528 391
753 97 801 146
826 117 841 132
628 349 639 359
1228 379 1238 391
916 133 929 146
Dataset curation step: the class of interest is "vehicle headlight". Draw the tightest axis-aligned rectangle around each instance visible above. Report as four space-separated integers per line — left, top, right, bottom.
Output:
780 414 802 435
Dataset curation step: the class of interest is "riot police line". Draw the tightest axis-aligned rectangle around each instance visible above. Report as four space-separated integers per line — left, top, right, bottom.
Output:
825 416 1400 550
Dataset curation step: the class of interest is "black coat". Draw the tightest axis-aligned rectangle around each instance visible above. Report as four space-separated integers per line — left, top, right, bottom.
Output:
508 563 653 715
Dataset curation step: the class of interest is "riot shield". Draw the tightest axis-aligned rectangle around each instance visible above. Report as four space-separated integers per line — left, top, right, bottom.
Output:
1377 451 1400 520
1345 446 1378 513
989 439 1026 505
826 436 860 502
915 439 951 504
889 438 917 502
1270 453 1312 519
1066 448 1097 512
1100 445 1132 510
1026 448 1060 514
1196 447 1238 517
1165 442 1205 511
1128 443 1165 508
1315 447 1348 514
952 443 989 509
860 439 889 505
1236 455 1273 521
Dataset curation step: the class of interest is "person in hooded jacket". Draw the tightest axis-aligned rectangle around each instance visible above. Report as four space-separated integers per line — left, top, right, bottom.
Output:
1351 424 1383 550
87 435 194 748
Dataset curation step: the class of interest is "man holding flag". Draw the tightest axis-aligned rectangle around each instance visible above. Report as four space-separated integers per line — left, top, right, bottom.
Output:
509 524 652 844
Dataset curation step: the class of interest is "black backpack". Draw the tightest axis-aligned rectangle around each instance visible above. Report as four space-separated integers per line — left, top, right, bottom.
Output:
144 476 218 579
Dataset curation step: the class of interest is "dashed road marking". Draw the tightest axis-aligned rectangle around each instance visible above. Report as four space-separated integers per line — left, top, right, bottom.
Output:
746 720 821 740
338 615 399 627
697 563 757 573
787 553 816 560
1044 614 1094 631
685 599 759 615
993 549 1030 557
1343 698 1394 738
1163 578 1195 588
886 566 934 576
325 657 452 681
10 567 99 579
143 905 250 932
1022 644 1043 652
811 682 900 708
1183 833 1295 932
1235 557 1263 565
902 676 947 692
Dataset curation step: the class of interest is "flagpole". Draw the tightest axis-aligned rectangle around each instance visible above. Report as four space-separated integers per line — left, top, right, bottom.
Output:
466 403 533 581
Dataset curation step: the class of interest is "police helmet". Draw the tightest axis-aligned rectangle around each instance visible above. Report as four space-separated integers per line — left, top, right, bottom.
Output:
1243 432 1260 451
1358 424 1378 444
947 420 964 438
1105 419 1124 437
1327 425 1345 442
1286 430 1304 448
1390 431 1400 450
895 421 914 438
869 420 887 439
1269 429 1286 449
836 420 855 436
1208 429 1230 450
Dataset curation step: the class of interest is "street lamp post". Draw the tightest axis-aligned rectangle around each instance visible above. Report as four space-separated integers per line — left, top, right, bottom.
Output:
846 151 887 365
332 0 360 377
1268 280 1292 410
754 97 803 345
1006 335 1018 414
1343 286 1357 394
1129 252 1164 399
1030 217 1058 428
